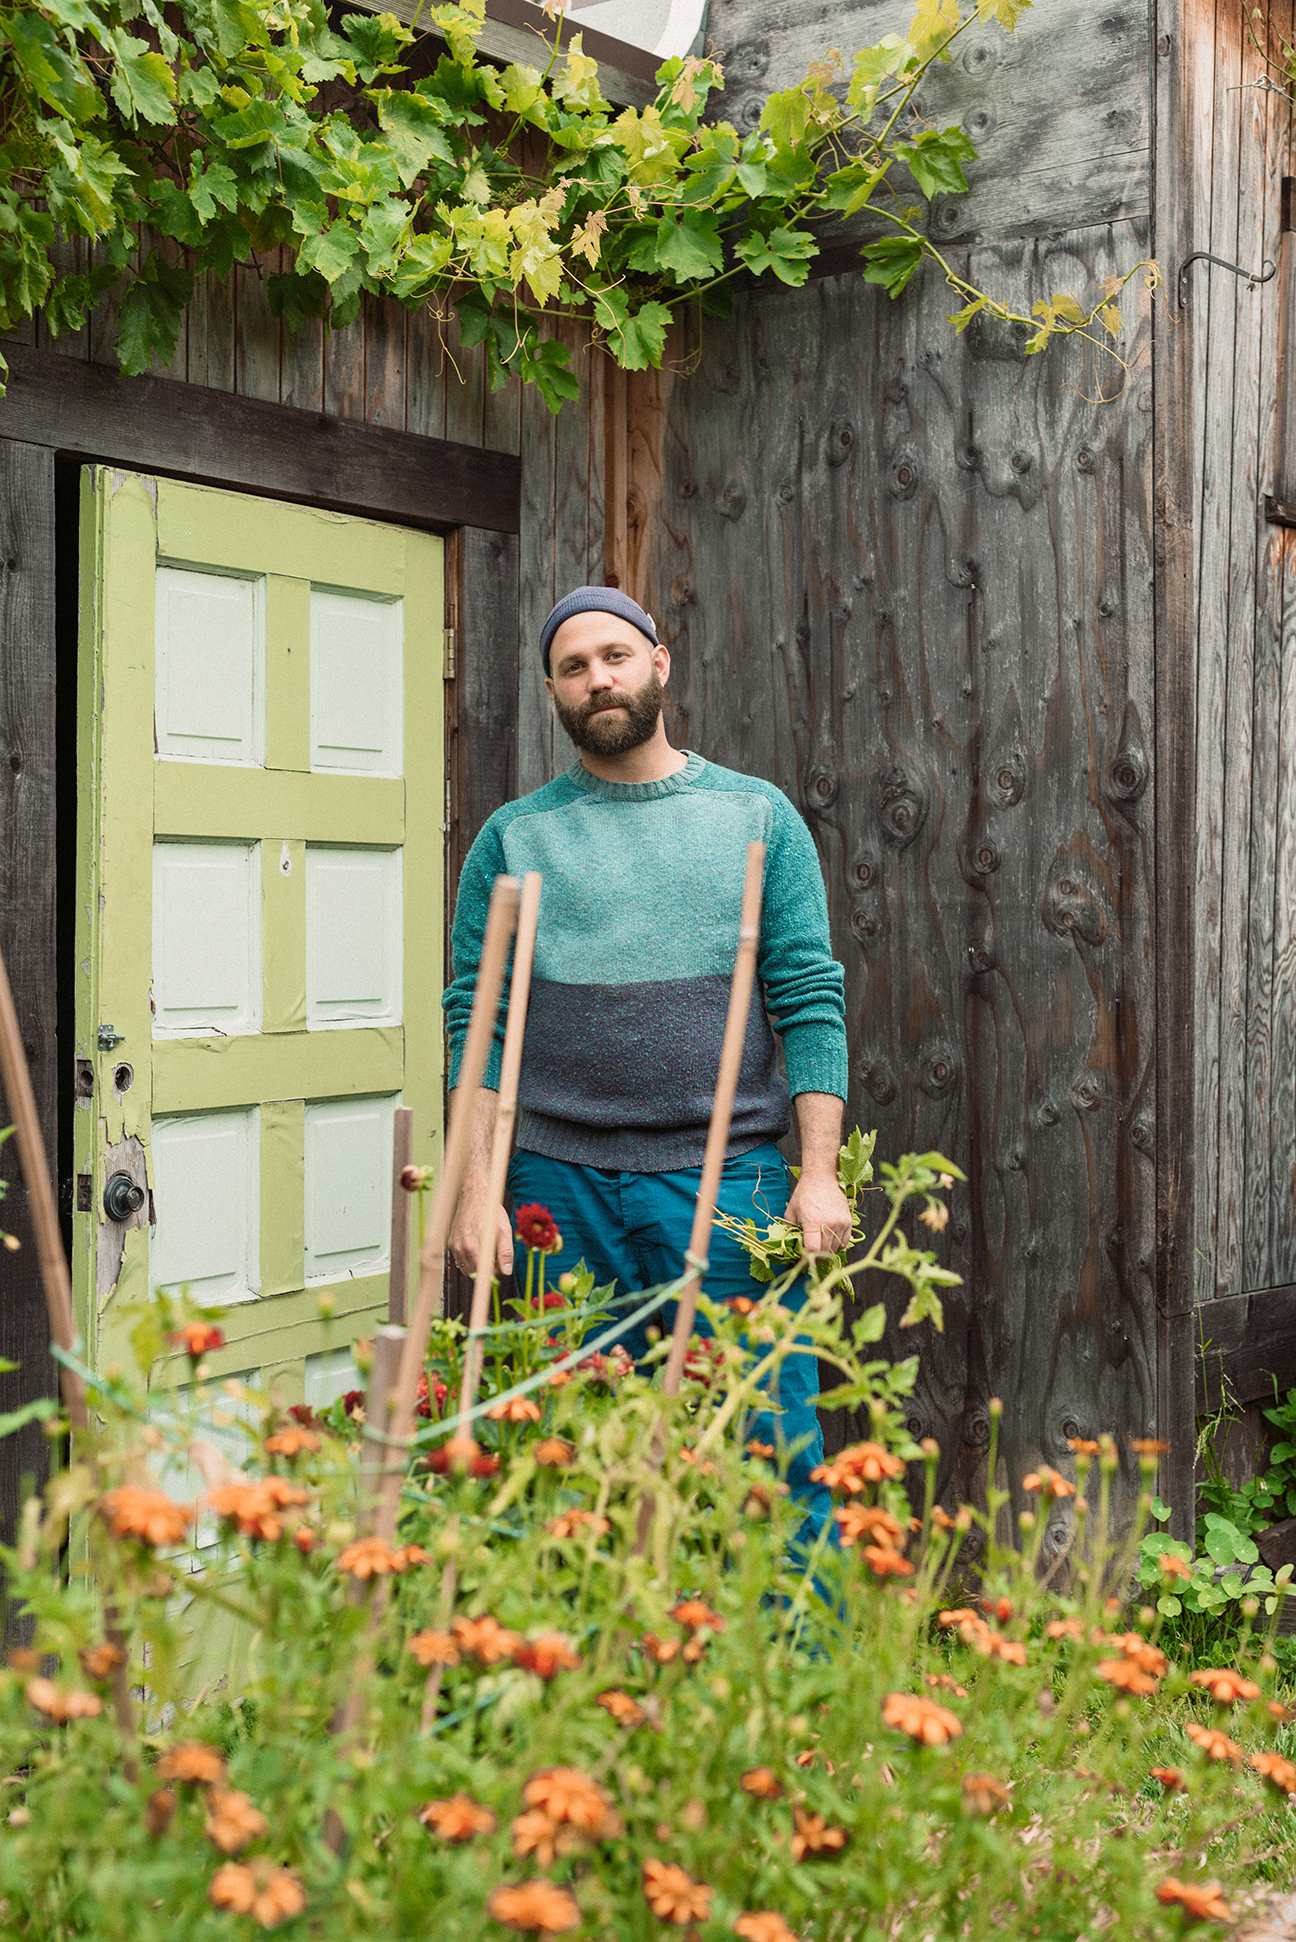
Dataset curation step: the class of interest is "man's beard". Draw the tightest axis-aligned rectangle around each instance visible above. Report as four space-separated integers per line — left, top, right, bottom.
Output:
554 666 665 756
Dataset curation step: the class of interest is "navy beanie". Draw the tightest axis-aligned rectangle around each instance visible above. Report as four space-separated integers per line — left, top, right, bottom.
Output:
539 585 658 672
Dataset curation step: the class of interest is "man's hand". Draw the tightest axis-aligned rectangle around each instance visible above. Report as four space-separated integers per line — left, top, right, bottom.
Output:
448 1088 516 1277
785 1091 852 1255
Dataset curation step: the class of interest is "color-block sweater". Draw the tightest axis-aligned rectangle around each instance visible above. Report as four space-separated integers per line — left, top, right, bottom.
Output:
443 753 849 1173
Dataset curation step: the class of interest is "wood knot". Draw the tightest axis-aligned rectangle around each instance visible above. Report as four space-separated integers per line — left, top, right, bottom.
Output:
827 418 855 467
852 852 879 888
967 939 995 974
678 479 696 499
1106 700 1150 807
920 1046 958 1098
1129 1118 1153 1153
1036 1100 1060 1127
1071 1073 1104 1112
1076 446 1095 473
1044 868 1107 947
889 445 921 501
876 764 927 847
1010 449 1033 474
861 1059 897 1105
806 764 838 807
718 478 747 520
850 905 880 941
970 832 1001 877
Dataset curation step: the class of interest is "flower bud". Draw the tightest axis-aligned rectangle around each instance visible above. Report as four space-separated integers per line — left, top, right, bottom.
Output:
988 1396 1003 1416
400 1164 428 1192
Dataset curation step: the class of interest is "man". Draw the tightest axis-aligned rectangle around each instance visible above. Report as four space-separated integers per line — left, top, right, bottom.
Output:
444 586 851 1532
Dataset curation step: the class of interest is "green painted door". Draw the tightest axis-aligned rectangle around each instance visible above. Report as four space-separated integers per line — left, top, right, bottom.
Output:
73 470 444 1405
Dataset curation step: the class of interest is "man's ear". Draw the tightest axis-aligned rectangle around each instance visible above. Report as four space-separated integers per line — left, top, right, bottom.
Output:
652 641 671 686
545 675 554 699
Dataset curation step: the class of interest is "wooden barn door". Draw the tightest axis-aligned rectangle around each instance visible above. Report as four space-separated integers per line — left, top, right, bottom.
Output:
72 469 443 1403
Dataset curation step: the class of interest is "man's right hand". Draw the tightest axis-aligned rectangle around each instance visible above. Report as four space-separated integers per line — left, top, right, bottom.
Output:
450 1176 515 1278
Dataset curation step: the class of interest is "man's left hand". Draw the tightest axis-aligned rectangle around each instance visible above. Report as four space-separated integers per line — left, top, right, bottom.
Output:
784 1172 853 1256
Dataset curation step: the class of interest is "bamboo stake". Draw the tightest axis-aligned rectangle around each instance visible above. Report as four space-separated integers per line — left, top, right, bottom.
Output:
387 1107 415 1325
632 842 765 1555
660 840 766 1393
417 872 541 1731
0 939 87 1432
461 870 542 1409
372 875 520 1548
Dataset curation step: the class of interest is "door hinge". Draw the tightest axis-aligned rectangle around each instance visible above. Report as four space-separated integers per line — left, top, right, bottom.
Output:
97 1023 125 1051
443 628 456 681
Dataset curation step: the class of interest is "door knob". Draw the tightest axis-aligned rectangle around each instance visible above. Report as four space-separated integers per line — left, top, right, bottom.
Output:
103 1172 145 1222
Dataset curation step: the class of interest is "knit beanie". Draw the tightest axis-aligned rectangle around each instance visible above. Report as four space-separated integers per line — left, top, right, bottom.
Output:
539 586 658 672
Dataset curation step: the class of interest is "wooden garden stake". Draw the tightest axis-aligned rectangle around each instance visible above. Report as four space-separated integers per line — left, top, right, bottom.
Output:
661 841 766 1393
387 1107 415 1325
633 842 765 1553
416 871 541 1730
0 938 87 1432
372 874 520 1548
461 869 542 1409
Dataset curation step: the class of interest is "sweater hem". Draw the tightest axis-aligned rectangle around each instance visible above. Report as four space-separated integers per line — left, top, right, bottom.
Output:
516 1111 789 1174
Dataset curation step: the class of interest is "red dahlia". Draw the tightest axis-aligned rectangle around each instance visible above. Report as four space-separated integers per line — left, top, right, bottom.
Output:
515 1204 562 1253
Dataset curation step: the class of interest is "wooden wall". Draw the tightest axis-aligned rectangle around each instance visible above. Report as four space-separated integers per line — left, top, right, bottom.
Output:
530 0 1170 1535
1187 0 1296 1316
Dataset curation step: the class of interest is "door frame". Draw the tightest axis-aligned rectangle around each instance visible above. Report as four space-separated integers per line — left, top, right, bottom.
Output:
0 350 521 1550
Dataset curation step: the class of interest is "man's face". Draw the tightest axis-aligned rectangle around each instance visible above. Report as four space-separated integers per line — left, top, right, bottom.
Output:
546 612 670 757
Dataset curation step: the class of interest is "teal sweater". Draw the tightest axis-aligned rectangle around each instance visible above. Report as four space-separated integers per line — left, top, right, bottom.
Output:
443 753 848 1172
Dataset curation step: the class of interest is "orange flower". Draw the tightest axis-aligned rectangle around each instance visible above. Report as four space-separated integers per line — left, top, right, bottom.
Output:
546 1510 609 1539
513 1634 581 1679
158 1741 226 1784
1096 1658 1159 1696
930 1506 957 1531
173 1322 225 1358
454 1614 524 1664
336 1536 405 1580
671 1600 725 1633
100 1486 195 1548
1190 1667 1261 1705
264 1427 321 1457
419 1793 498 1840
1186 1723 1244 1765
392 1544 431 1570
677 1447 715 1474
1132 1438 1171 1456
1250 1751 1296 1794
1158 1552 1192 1581
740 1767 784 1800
790 1808 847 1860
522 1767 616 1834
986 1634 1027 1666
293 1527 315 1555
863 1544 914 1578
204 1787 269 1856
743 1481 790 1516
25 1677 102 1722
982 1596 1013 1624
641 1633 680 1664
962 1772 1010 1815
1066 1437 1102 1456
488 1396 543 1424
1045 1616 1085 1642
681 1634 711 1664
734 1916 799 1942
510 1810 581 1869
1270 1699 1295 1722
534 1438 575 1467
642 1858 713 1925
834 1504 905 1550
487 1881 581 1934
746 1440 776 1459
924 1673 968 1698
408 1630 461 1667
1156 1878 1232 1922
79 1641 126 1681
793 1749 816 1769
1150 1766 1184 1790
209 1859 307 1929
144 1787 176 1836
596 1689 646 1728
1021 1467 1075 1499
425 1435 482 1474
209 1480 309 1544
810 1442 905 1492
882 1692 962 1746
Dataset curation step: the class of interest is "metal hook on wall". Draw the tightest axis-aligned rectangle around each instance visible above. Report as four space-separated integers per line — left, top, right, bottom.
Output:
1178 251 1278 309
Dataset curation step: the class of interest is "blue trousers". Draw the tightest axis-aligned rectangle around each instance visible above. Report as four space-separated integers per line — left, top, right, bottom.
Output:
508 1141 832 1544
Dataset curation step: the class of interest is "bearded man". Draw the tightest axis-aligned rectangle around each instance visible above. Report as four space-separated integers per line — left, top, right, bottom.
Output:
443 586 851 1535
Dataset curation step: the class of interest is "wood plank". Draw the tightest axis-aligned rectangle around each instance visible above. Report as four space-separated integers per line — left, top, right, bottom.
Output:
449 527 521 902
364 293 408 430
234 252 282 404
1154 0 1207 1535
1197 1285 1296 1411
406 305 448 443
186 267 237 392
0 440 57 1564
39 234 88 363
324 311 366 422
153 1026 404 1114
280 313 324 415
1270 533 1296 1286
516 326 559 795
0 344 521 534
443 310 486 451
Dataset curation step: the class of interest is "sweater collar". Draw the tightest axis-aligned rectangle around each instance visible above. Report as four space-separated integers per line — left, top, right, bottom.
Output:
564 751 705 801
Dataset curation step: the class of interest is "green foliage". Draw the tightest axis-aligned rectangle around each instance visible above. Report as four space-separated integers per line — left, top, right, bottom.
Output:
3 1166 1296 1937
0 0 1154 404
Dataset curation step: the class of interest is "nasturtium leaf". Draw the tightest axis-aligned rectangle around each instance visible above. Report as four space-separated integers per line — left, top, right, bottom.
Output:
862 233 924 297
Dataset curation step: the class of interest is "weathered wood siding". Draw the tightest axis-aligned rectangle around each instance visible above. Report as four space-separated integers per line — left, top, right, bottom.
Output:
1188 0 1296 1311
498 0 1170 1531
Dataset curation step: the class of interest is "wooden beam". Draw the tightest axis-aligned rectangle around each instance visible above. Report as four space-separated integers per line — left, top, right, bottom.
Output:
1196 1285 1296 1411
0 437 57 1576
0 345 521 536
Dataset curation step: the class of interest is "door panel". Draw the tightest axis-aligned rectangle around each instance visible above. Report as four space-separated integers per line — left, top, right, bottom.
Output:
74 470 443 1398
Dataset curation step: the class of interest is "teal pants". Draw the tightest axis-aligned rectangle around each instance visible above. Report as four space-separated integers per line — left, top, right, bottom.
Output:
508 1141 833 1545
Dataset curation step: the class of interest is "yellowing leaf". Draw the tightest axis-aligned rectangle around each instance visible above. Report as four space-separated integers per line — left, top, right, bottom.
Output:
1100 302 1122 338
1050 291 1085 324
570 207 607 264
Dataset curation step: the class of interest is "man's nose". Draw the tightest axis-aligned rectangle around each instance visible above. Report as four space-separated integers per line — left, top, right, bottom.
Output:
588 662 614 690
